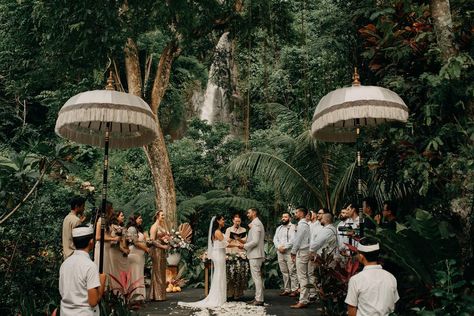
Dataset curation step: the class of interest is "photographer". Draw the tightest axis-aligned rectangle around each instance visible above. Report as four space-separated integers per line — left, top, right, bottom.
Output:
375 201 397 230
338 203 360 256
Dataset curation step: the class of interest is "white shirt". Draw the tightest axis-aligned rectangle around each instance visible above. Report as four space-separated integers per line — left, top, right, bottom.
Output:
309 224 338 255
345 265 399 316
59 250 100 316
309 220 323 244
273 223 296 251
291 219 311 254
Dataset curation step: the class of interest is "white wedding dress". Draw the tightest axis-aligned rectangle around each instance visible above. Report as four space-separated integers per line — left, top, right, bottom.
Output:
179 238 227 308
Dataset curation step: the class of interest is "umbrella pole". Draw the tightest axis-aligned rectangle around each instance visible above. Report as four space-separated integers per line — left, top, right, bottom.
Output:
99 122 111 274
356 126 364 238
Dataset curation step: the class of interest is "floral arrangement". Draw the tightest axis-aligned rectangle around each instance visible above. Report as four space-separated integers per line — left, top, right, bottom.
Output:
162 223 193 253
199 250 248 262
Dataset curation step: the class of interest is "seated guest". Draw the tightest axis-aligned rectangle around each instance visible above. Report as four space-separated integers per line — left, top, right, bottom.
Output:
59 225 106 316
127 214 149 302
362 197 377 230
345 237 399 316
375 201 397 230
273 212 298 297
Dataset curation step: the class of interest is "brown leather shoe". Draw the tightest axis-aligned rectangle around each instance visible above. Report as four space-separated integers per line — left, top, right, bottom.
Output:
288 291 298 297
279 291 290 296
290 302 308 309
250 301 264 306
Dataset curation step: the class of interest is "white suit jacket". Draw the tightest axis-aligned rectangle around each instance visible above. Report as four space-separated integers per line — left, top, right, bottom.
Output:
244 217 265 260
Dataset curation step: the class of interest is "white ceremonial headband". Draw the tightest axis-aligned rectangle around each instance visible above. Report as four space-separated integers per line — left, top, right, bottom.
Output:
357 243 380 252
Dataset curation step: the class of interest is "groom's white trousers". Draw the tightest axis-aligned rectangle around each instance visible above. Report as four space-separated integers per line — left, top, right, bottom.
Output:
295 248 310 305
249 258 264 302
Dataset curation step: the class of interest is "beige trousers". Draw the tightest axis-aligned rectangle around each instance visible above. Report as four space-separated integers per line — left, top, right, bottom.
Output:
308 259 317 297
296 249 310 304
249 258 264 302
277 252 298 292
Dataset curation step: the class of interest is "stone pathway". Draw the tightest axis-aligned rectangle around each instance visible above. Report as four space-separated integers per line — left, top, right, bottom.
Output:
139 289 323 316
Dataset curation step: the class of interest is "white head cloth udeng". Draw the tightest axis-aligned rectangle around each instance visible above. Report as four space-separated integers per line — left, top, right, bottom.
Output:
357 243 380 252
72 225 94 238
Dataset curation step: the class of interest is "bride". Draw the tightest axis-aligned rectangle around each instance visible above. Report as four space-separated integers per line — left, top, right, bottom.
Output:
179 215 232 308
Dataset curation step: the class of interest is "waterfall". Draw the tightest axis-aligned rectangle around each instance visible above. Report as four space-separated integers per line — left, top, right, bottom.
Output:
199 32 231 124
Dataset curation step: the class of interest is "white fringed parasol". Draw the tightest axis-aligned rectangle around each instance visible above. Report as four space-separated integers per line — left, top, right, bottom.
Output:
55 90 158 149
55 72 159 273
311 71 408 142
311 68 409 236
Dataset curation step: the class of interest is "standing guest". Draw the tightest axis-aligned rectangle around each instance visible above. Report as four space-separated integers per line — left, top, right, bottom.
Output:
127 214 149 302
273 212 298 297
59 225 106 316
149 210 170 301
225 214 248 301
94 202 118 278
109 211 130 284
362 197 377 230
290 206 311 309
345 237 399 316
238 207 265 306
375 201 397 230
62 196 86 259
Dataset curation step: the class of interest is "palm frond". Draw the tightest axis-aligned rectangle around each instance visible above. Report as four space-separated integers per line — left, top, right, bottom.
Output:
227 151 324 207
203 196 263 210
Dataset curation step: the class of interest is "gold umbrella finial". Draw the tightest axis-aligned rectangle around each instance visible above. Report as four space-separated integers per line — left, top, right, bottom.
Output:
352 67 361 86
105 70 115 91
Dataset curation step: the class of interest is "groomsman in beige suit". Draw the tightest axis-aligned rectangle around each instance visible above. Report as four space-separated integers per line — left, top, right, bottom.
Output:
290 206 311 309
239 207 265 306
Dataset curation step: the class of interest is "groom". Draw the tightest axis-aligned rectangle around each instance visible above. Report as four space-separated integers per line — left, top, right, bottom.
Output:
239 207 265 306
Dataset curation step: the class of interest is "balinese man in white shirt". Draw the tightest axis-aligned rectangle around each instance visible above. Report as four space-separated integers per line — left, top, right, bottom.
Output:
345 237 399 316
290 206 311 309
273 212 297 297
59 225 106 316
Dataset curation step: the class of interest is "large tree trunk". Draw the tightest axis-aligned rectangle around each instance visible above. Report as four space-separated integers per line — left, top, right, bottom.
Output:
124 38 180 227
429 0 458 62
145 42 181 227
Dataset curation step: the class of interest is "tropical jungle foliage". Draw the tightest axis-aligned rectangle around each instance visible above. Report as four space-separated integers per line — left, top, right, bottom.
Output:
0 0 473 315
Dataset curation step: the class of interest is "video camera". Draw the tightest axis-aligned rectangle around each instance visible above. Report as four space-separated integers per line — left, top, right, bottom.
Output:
337 223 360 236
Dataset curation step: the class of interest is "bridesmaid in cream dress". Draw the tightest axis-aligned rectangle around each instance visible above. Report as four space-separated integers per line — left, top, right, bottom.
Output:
127 214 149 302
94 202 118 279
109 210 130 283
149 210 170 301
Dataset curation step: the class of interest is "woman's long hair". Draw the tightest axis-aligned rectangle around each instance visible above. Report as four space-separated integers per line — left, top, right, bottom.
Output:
126 213 144 233
211 215 224 243
112 210 125 226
